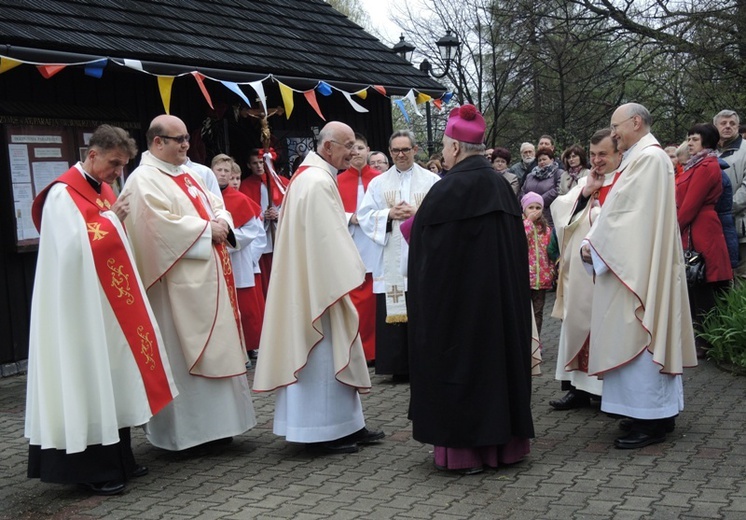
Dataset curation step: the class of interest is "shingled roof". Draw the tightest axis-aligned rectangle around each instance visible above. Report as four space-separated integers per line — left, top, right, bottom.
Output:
0 0 444 95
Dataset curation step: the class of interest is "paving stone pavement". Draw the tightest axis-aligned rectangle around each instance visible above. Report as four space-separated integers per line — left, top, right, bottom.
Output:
2 294 745 519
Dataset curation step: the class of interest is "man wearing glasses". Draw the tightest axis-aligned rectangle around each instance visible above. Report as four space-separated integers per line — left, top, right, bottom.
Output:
368 151 389 173
254 121 384 454
581 103 697 449
357 130 440 383
122 114 256 451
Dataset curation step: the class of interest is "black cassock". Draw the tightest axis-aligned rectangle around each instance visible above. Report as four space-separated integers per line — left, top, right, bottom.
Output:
407 154 535 448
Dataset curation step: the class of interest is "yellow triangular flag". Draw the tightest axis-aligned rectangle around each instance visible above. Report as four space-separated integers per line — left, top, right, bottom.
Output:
354 89 368 100
415 92 432 104
0 57 22 74
278 82 294 119
157 76 175 114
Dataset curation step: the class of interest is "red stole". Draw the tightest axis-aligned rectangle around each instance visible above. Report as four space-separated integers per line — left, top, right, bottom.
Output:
169 173 243 341
337 165 380 213
222 186 261 228
32 167 174 414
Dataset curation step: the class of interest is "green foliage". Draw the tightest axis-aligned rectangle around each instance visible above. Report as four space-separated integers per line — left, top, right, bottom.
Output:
699 282 746 370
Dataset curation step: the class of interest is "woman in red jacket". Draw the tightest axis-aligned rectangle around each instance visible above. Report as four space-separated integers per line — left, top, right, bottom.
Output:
676 123 733 358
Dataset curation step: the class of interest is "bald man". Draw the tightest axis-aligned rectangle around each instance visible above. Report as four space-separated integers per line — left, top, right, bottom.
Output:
122 115 256 451
582 103 697 449
254 121 384 454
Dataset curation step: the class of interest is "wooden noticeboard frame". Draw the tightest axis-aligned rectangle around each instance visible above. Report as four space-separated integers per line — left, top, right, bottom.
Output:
2 119 138 252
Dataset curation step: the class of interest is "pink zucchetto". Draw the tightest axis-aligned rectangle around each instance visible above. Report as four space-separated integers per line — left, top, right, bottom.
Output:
444 104 486 144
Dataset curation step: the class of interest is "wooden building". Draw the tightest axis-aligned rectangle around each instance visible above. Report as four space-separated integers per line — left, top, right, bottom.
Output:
0 0 445 371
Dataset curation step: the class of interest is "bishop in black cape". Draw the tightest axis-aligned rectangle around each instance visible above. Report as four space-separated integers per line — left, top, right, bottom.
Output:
407 153 535 450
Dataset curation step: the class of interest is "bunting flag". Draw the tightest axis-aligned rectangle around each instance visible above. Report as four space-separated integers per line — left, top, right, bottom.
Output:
342 91 368 113
304 90 325 121
221 81 251 107
0 57 22 74
0 53 450 122
394 99 410 123
157 76 175 114
249 79 268 115
415 92 432 104
404 89 422 117
278 81 294 119
191 72 214 109
84 59 108 78
317 81 333 96
123 58 144 71
37 64 66 79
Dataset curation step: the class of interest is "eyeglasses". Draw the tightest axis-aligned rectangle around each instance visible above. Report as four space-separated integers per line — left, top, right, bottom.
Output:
330 139 355 150
610 116 635 132
159 134 190 144
390 147 413 155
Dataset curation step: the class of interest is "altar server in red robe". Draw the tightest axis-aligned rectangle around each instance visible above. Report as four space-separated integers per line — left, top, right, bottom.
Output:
337 133 381 362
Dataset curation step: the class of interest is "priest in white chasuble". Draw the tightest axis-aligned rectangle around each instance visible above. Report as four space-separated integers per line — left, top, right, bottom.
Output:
122 115 256 451
254 121 384 455
26 125 177 495
357 130 440 381
548 128 621 411
584 104 697 449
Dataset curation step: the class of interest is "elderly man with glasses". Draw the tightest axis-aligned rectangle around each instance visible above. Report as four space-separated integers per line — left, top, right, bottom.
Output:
121 114 256 451
357 130 440 383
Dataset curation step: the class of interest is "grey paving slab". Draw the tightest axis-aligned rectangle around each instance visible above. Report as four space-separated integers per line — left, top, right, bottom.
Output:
2 293 746 519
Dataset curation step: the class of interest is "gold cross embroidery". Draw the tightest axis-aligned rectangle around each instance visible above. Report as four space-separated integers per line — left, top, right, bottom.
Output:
96 198 105 209
387 285 404 303
87 222 108 241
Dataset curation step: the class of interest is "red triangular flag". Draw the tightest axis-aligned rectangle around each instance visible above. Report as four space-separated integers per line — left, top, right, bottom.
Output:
373 85 387 96
191 72 214 109
304 90 326 121
37 64 66 79
433 99 443 110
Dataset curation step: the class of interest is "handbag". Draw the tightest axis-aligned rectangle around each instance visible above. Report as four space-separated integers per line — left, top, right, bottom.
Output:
684 230 706 286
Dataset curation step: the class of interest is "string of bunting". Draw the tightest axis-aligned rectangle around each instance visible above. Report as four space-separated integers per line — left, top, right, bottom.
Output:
0 54 453 121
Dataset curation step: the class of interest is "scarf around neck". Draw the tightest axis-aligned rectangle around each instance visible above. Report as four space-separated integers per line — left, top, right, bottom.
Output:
531 162 558 181
683 148 717 171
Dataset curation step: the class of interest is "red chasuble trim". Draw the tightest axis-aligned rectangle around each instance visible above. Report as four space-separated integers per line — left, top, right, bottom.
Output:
33 168 175 415
169 173 243 342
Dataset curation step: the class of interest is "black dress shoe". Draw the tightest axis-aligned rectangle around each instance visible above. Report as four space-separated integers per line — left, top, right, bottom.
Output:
619 417 675 433
131 465 149 478
549 390 590 410
614 430 666 449
306 439 359 454
342 427 385 445
80 480 126 496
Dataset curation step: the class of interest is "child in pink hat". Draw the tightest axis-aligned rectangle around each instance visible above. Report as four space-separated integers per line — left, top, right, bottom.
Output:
521 192 555 336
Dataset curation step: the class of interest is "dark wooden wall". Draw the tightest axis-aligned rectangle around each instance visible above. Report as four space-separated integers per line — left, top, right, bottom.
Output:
0 62 393 364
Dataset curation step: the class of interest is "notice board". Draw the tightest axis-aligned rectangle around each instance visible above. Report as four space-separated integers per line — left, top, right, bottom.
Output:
4 124 96 248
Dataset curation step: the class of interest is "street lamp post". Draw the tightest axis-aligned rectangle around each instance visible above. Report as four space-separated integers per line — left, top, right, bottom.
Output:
393 31 461 156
